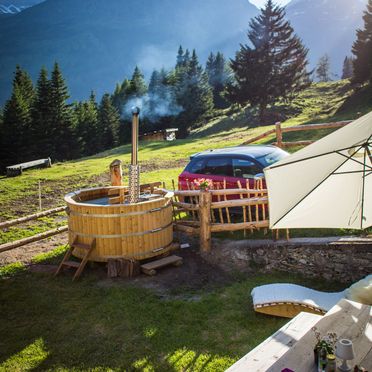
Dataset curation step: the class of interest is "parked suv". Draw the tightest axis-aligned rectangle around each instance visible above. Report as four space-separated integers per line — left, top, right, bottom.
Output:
179 145 289 190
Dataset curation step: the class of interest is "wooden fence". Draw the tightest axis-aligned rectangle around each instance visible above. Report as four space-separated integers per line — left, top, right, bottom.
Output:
242 120 352 148
171 182 270 252
0 206 67 253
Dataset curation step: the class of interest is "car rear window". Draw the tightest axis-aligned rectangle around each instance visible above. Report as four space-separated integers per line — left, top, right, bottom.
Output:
186 159 205 174
232 159 261 179
256 148 289 168
204 157 233 176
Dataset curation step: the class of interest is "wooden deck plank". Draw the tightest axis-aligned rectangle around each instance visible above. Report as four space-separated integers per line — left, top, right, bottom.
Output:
226 312 322 372
141 255 182 271
267 300 371 372
228 299 371 372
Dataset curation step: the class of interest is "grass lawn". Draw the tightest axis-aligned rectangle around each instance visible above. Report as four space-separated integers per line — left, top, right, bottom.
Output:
0 248 344 372
0 81 365 371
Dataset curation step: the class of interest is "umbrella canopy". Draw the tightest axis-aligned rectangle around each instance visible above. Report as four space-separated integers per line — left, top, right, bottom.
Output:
264 111 372 230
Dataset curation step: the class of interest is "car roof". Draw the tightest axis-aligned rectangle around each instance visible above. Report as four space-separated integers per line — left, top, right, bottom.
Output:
190 145 279 160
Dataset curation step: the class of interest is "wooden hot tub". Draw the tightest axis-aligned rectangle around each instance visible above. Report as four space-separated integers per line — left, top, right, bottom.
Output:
64 187 174 262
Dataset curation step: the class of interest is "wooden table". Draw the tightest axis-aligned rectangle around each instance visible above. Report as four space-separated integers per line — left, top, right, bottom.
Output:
227 299 372 372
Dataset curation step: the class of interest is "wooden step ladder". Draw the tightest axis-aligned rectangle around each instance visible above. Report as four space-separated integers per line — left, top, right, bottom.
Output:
55 238 96 281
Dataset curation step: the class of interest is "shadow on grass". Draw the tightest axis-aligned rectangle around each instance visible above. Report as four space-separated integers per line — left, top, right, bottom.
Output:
0 248 344 371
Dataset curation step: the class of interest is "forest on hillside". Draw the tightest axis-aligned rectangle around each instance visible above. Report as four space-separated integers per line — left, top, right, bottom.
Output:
0 0 371 172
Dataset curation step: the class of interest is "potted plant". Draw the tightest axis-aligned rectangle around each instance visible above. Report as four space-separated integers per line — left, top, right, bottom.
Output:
312 327 338 365
193 178 213 191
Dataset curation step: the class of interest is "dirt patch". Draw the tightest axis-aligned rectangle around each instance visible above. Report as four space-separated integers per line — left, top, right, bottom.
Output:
97 243 234 298
0 232 67 266
1 229 234 299
29 264 58 274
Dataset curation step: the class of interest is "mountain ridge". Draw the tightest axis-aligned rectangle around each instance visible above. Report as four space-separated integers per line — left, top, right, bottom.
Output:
0 0 259 104
0 0 367 105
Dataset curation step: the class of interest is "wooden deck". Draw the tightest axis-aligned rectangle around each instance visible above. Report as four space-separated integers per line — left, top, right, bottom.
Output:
227 299 372 371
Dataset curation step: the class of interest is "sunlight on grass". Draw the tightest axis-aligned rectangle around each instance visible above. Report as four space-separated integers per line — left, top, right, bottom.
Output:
132 357 156 371
166 348 235 371
144 327 158 339
0 338 49 371
0 262 26 277
0 269 343 371
32 245 68 264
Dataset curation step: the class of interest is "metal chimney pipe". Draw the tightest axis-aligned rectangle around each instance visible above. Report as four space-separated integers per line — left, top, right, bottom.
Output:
131 106 140 165
128 107 141 204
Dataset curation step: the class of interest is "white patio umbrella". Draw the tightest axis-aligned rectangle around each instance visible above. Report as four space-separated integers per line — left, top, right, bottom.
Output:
264 111 372 230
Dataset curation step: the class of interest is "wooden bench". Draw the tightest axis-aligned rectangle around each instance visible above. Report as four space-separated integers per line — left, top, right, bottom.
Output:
6 157 51 177
227 299 372 371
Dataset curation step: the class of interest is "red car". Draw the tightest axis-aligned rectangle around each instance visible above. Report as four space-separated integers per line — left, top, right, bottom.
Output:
179 145 289 191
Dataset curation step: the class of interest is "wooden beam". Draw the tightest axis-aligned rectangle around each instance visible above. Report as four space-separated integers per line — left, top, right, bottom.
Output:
275 122 283 148
211 197 268 209
281 120 351 133
241 128 276 145
199 191 212 252
174 224 200 234
172 201 199 211
210 188 267 196
0 226 68 253
211 220 269 233
0 206 66 230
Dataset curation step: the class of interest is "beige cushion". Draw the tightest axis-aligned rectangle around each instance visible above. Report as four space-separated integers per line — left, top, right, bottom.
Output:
345 275 372 305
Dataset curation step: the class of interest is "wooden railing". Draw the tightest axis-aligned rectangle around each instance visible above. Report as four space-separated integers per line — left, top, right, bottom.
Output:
172 187 269 252
0 206 68 253
242 120 353 148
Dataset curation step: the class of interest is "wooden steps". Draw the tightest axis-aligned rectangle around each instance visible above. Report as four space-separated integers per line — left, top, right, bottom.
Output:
55 238 96 281
141 255 183 276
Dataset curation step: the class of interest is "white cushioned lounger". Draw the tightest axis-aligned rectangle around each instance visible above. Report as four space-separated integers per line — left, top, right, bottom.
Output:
251 284 346 318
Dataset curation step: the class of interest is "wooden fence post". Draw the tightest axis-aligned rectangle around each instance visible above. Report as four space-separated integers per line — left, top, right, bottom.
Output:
109 159 123 186
275 122 283 148
199 191 212 253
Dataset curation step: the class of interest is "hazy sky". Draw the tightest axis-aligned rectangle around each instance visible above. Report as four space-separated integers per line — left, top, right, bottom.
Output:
250 0 291 8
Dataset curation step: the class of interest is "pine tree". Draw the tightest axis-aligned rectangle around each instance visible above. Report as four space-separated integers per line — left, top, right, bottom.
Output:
341 57 354 80
31 67 53 158
1 66 35 168
75 94 99 156
206 52 232 108
316 55 332 82
13 65 35 107
147 68 180 127
129 66 148 97
112 78 131 114
352 0 372 85
227 0 310 122
176 49 213 137
148 70 162 96
98 93 120 150
176 45 185 68
49 62 77 160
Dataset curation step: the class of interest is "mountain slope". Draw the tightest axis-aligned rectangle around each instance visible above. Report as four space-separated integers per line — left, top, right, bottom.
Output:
0 0 44 13
286 0 366 76
0 0 258 104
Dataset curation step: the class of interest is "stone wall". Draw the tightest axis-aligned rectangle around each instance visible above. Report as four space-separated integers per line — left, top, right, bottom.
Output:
203 237 372 284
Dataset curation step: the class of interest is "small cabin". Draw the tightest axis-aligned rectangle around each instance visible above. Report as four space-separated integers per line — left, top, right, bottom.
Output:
139 128 178 142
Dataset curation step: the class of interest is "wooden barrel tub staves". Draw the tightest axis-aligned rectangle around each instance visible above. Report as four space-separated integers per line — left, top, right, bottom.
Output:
64 187 174 262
